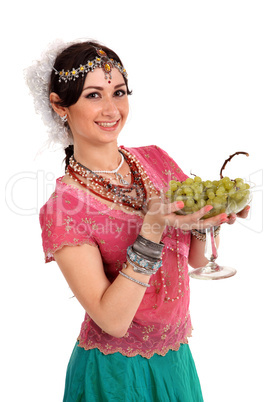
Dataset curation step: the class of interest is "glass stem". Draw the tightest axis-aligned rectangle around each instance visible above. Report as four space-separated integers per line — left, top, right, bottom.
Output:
204 227 218 267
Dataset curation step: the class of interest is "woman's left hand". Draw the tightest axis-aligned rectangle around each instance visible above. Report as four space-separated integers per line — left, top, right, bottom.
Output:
227 205 251 225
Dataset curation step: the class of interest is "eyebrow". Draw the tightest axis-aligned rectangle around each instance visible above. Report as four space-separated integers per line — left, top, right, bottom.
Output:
82 83 126 92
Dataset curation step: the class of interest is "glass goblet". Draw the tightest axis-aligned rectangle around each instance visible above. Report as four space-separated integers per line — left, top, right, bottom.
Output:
188 187 252 280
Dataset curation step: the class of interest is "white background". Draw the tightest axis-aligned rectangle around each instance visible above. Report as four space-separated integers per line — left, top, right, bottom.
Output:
2 1 267 401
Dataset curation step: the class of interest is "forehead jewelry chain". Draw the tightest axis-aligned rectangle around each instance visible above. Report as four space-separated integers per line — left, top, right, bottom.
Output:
53 48 128 83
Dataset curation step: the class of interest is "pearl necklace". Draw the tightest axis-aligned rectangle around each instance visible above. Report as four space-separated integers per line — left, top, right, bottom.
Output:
74 152 129 185
67 151 147 210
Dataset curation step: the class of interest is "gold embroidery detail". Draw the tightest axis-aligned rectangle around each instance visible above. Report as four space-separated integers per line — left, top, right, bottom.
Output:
64 216 73 232
46 219 53 237
82 217 95 224
142 325 155 335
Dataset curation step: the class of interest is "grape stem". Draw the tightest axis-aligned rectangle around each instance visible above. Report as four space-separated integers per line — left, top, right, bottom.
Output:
220 152 249 179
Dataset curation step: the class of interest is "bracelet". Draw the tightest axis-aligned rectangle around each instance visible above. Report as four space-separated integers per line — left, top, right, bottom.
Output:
119 269 150 287
191 226 221 242
132 235 164 259
126 256 160 275
127 246 162 270
194 225 220 234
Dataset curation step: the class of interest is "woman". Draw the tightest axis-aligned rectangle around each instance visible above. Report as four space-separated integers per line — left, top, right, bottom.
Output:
26 40 249 401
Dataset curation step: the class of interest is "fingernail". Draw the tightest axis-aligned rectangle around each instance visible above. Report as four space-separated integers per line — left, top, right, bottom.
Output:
176 201 184 209
205 205 213 212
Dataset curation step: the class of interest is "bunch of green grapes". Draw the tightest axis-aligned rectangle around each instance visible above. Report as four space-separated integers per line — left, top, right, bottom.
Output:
166 176 251 218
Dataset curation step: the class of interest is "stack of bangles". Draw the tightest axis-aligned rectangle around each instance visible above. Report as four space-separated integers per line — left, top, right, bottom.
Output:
119 235 164 288
191 225 221 241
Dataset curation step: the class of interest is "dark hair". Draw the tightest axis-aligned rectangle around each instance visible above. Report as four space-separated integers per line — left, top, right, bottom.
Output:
50 40 132 108
50 40 132 170
64 144 74 171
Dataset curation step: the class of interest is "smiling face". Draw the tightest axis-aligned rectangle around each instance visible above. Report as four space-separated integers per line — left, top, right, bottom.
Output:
65 68 129 147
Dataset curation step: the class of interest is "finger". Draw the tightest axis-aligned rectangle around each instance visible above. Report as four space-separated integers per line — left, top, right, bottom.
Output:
227 213 237 225
194 212 229 230
166 200 184 214
237 205 250 219
159 188 168 203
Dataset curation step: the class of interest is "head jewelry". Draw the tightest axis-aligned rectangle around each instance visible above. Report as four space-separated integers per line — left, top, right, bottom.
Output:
24 40 128 148
53 48 128 84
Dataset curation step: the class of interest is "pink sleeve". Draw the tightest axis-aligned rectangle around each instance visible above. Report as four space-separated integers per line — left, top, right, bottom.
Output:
153 145 188 182
39 191 98 263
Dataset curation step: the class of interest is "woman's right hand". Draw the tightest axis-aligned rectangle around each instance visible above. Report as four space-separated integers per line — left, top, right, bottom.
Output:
140 196 229 242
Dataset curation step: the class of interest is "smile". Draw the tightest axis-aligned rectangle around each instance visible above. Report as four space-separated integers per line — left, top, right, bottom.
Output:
96 120 119 127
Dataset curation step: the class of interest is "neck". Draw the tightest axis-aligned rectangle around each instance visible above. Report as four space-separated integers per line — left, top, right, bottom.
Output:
73 141 121 171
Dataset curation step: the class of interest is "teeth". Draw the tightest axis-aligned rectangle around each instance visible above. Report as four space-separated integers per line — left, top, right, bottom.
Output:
97 121 118 127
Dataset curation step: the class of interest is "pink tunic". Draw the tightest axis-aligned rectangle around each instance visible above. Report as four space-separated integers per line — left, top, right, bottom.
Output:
40 145 192 358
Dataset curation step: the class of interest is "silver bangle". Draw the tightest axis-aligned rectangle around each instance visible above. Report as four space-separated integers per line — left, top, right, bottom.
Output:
126 256 158 275
119 269 150 287
132 235 164 259
127 246 162 270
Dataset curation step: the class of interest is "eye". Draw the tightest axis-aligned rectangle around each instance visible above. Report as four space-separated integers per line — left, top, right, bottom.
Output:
86 92 100 99
114 89 126 97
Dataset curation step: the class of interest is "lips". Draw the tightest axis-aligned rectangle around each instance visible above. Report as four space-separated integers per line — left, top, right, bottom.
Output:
96 119 120 128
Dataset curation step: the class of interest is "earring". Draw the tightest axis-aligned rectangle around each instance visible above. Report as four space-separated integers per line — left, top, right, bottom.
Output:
61 114 68 122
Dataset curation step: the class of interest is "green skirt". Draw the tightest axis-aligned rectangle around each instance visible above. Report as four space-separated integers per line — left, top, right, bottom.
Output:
63 342 203 402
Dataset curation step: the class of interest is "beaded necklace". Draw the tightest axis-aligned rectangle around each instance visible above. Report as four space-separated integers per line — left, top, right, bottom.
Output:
67 150 148 211
74 152 129 185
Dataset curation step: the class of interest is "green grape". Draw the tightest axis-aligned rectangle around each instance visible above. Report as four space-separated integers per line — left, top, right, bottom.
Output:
194 184 204 194
204 180 213 188
183 187 194 196
224 181 234 190
167 174 250 218
213 196 226 208
229 189 237 197
175 188 184 197
197 199 206 208
185 178 194 185
186 198 195 208
221 176 231 185
232 191 244 201
207 191 215 199
237 182 246 190
216 186 225 196
169 181 179 192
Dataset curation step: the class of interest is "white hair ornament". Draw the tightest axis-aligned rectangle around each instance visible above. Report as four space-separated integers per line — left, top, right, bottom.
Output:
24 39 75 148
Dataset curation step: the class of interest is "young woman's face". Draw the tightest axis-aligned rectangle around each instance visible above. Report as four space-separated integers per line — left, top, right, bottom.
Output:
66 67 129 146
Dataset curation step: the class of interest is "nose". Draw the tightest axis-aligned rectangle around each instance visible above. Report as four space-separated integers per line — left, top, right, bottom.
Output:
102 96 118 117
